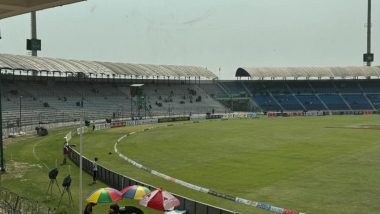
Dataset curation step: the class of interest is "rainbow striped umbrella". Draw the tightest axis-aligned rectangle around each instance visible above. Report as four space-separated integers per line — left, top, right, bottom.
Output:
120 185 151 200
86 188 122 204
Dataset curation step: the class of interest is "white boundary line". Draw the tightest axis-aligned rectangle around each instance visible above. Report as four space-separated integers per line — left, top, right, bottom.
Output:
114 125 305 214
32 139 50 170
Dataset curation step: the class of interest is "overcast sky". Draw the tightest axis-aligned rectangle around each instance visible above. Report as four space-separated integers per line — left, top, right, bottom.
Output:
0 0 379 79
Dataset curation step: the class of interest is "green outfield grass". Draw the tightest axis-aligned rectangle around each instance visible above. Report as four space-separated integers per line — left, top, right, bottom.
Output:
1 115 380 214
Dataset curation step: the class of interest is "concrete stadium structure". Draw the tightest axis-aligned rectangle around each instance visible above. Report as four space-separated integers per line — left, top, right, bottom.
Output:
1 53 379 129
0 54 227 128
0 0 84 19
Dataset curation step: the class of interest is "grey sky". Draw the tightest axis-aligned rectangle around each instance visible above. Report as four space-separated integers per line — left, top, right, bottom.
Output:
0 0 379 79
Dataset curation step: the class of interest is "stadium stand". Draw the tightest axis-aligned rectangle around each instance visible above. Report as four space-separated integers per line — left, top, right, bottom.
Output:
1 54 380 128
342 94 373 110
0 54 227 127
318 94 350 110
366 94 380 109
360 80 380 93
219 81 247 96
234 66 380 112
296 95 326 110
252 95 282 111
198 83 228 98
273 95 304 110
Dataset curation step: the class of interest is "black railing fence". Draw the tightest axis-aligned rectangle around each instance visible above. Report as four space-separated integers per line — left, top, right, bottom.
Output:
0 187 57 214
69 148 238 214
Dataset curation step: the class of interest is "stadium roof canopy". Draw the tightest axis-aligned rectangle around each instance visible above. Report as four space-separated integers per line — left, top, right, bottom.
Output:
0 0 84 19
236 66 380 80
0 54 217 79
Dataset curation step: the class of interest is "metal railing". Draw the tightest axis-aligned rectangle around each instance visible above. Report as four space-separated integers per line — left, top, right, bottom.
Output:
0 187 56 214
68 149 238 214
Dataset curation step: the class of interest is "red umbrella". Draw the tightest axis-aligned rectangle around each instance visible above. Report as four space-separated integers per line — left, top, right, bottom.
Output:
139 189 180 211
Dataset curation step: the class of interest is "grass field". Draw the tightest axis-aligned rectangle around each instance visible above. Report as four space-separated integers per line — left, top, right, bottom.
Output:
1 115 380 214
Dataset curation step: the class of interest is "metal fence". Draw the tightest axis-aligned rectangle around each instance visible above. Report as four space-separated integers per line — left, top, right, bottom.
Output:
0 187 57 214
2 121 80 139
69 149 238 214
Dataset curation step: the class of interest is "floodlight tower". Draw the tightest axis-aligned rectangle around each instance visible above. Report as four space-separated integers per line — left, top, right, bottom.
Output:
27 11 41 56
363 0 374 66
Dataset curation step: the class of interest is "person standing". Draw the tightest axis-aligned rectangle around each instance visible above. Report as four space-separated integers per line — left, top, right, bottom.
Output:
62 142 69 165
62 141 75 165
83 202 96 214
108 204 119 214
92 157 98 184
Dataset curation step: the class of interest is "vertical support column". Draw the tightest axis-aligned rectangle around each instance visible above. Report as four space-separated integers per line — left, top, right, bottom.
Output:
0 69 4 172
79 97 84 214
363 0 373 66
31 11 37 56
366 0 371 66
19 96 22 132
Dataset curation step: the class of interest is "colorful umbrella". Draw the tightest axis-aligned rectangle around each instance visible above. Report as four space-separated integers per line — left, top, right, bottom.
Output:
86 187 122 204
139 189 180 211
120 185 151 200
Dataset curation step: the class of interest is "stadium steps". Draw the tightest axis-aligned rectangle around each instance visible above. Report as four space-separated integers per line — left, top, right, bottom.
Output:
247 98 261 112
292 95 306 111
193 85 229 113
366 94 380 110
116 86 131 97
296 95 327 111
363 94 376 110
307 81 316 93
342 94 373 110
319 94 350 110
284 82 307 111
216 82 231 96
241 82 253 97
339 94 352 110
241 82 262 111
357 83 376 110
268 92 284 111
198 83 228 97
315 94 330 111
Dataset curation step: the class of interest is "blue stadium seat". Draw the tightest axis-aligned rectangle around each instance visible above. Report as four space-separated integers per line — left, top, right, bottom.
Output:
273 95 303 110
366 94 380 109
319 94 349 110
342 95 373 110
335 81 360 93
253 95 282 111
296 95 326 110
359 81 380 93
222 82 246 96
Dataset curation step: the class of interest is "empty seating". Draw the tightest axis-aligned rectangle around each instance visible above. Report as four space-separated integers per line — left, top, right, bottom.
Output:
252 95 282 111
366 94 380 109
309 81 336 93
342 95 373 110
335 81 360 93
273 95 303 110
359 80 380 93
243 82 267 95
1 80 228 126
221 80 379 112
221 82 246 95
319 95 349 110
287 81 313 94
296 95 326 110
